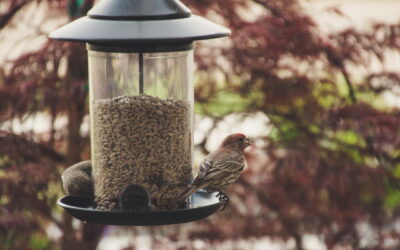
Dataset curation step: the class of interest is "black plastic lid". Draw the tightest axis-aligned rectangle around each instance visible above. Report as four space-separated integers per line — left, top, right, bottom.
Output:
49 0 230 47
88 0 191 20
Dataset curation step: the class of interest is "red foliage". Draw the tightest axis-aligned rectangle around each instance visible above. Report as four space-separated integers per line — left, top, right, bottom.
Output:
185 0 400 248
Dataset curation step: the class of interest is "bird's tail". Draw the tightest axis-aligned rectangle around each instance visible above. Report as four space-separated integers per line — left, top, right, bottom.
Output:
176 185 197 202
177 183 209 202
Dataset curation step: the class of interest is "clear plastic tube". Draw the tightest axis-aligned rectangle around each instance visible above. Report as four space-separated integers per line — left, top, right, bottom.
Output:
88 49 194 211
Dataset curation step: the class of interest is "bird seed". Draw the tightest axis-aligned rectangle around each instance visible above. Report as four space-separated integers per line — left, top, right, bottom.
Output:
92 94 192 211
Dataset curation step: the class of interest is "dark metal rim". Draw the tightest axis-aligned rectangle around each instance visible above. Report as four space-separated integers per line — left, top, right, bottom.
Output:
88 13 191 21
87 43 194 53
57 195 223 214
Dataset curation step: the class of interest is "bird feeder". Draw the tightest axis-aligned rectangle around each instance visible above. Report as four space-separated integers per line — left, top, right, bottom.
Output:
50 0 230 225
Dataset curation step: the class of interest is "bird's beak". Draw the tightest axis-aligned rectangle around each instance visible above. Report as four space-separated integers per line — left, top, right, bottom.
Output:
244 137 254 147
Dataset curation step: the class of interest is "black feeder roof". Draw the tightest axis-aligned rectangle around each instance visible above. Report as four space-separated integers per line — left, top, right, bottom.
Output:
49 0 231 46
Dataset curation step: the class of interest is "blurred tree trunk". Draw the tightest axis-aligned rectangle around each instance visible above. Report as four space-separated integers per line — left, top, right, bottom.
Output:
61 24 103 250
293 234 304 250
82 222 104 250
61 86 104 250
61 101 85 249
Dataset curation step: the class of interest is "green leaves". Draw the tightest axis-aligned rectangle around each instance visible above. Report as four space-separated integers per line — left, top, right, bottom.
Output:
195 90 253 116
385 188 400 210
29 233 53 250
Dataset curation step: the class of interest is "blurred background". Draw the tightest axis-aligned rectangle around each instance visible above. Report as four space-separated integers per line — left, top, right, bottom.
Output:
1 0 400 249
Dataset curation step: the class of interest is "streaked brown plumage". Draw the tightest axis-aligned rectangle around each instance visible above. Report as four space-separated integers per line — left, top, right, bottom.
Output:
178 133 253 201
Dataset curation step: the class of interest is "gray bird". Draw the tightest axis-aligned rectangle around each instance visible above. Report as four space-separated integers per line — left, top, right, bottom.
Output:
61 160 94 197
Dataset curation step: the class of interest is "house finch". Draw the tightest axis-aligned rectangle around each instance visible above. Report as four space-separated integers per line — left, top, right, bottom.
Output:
177 133 253 203
61 160 94 197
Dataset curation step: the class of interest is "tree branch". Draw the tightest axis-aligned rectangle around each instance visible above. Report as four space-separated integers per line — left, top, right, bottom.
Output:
0 130 65 162
252 0 283 17
0 0 31 29
340 65 357 104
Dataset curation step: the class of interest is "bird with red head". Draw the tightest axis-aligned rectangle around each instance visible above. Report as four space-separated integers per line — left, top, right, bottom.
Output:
178 133 253 205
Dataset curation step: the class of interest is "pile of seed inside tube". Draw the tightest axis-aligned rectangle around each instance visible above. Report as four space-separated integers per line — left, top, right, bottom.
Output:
92 94 192 211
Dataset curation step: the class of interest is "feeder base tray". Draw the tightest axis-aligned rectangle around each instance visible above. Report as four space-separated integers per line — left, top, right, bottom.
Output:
58 191 224 226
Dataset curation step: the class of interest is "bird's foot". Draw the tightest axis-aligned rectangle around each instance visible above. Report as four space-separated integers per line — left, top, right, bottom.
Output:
217 191 229 210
